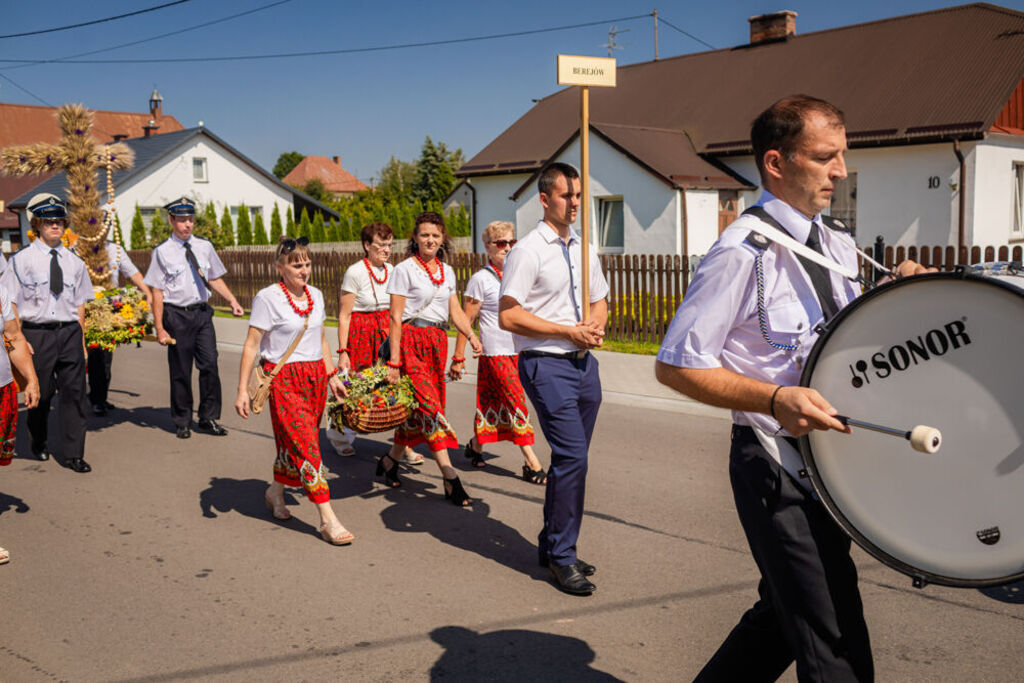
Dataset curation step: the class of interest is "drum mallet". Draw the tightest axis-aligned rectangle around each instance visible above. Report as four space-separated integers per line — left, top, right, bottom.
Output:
835 415 942 454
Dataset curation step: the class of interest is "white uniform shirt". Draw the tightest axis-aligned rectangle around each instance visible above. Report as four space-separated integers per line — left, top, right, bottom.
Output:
499 220 610 354
341 259 392 312
464 266 516 356
0 287 16 387
657 192 861 442
0 253 7 275
248 284 327 364
387 258 456 324
143 235 226 306
0 240 94 322
105 242 140 287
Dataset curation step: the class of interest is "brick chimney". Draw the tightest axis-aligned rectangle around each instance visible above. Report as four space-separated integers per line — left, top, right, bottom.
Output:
332 156 341 166
749 10 797 44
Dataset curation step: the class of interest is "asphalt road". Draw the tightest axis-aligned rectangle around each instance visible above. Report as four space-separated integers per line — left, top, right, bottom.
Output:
0 342 1021 682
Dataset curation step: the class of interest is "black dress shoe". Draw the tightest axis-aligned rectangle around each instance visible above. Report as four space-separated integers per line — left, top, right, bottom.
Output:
103 401 116 410
66 458 92 473
549 563 596 595
538 556 596 577
91 403 107 416
31 445 50 461
176 426 191 439
197 419 228 436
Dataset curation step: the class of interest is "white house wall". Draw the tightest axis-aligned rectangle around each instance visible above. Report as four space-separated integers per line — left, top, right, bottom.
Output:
684 189 719 255
115 134 294 248
469 174 531 252
972 134 1024 247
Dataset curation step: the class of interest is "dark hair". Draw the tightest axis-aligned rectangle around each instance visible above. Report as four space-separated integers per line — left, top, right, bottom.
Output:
406 211 452 262
360 222 394 256
751 95 845 181
275 234 311 264
537 162 580 196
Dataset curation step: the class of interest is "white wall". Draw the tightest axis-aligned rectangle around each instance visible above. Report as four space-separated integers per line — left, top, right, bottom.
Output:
116 133 294 248
972 134 1024 247
468 173 530 252
683 189 719 255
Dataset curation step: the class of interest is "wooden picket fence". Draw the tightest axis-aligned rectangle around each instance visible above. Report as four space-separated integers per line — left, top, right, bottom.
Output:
127 243 1021 345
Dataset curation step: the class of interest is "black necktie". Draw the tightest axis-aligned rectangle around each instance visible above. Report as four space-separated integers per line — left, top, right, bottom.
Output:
49 249 63 297
798 223 838 321
183 241 210 291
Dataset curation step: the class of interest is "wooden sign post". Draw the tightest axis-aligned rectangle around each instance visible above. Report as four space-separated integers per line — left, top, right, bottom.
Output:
557 55 616 321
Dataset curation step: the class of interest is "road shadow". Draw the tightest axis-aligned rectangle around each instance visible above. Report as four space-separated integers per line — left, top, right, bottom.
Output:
198 476 319 538
86 404 177 434
978 579 1024 604
429 625 622 681
0 490 30 517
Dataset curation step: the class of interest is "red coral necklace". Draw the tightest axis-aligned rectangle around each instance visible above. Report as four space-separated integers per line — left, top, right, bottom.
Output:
415 254 444 285
363 258 388 284
279 280 314 316
487 261 503 280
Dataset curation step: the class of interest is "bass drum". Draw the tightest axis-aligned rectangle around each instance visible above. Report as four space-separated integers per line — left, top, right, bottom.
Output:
798 270 1024 587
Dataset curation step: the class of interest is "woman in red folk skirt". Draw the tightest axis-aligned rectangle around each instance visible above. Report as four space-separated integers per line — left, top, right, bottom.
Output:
381 212 482 506
330 222 424 464
0 287 40 565
449 221 545 484
235 236 353 545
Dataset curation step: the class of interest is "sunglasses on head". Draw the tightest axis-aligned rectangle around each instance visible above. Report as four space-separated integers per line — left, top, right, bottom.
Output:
491 239 516 248
280 236 309 253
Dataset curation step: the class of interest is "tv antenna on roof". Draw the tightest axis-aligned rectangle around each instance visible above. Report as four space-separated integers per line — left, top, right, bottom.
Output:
603 25 630 57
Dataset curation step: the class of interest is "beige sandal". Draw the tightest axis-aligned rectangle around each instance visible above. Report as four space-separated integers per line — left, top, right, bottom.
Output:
319 521 354 546
0 546 9 565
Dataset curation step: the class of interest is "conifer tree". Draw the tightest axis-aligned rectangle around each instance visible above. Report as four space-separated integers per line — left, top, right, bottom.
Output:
285 207 295 237
149 211 170 247
220 206 235 246
270 204 283 243
236 203 253 245
194 202 219 244
311 211 326 242
130 205 147 250
298 208 312 240
253 212 269 245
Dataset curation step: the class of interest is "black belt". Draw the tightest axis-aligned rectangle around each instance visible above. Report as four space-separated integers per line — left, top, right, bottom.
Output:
404 317 447 330
520 349 589 360
166 302 208 312
22 320 77 330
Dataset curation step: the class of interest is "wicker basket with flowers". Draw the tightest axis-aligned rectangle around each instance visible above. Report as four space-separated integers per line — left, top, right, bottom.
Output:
83 285 152 352
327 364 418 434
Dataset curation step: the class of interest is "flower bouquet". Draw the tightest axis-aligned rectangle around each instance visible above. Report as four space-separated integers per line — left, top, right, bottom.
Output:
327 364 418 434
83 285 152 352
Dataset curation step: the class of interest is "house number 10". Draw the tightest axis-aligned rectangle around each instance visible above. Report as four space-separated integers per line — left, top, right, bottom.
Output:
927 176 940 188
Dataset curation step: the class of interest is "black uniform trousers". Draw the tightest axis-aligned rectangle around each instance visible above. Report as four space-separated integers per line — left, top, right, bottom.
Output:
162 303 221 428
23 323 88 459
694 425 873 683
87 347 114 406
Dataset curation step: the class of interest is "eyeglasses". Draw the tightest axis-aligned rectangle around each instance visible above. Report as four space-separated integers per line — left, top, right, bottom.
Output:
490 239 517 248
41 218 66 226
280 236 309 254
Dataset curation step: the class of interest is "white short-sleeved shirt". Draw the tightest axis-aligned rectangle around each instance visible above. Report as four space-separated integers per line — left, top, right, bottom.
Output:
341 259 392 312
248 284 326 364
0 287 16 387
499 221 610 354
465 266 516 356
657 192 860 441
144 235 226 306
387 258 456 324
0 240 94 322
0 252 7 275
106 242 140 287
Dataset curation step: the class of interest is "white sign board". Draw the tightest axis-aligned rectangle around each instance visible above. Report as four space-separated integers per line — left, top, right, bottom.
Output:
557 54 616 87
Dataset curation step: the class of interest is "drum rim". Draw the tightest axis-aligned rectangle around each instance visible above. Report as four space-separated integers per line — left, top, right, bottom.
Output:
797 270 1024 588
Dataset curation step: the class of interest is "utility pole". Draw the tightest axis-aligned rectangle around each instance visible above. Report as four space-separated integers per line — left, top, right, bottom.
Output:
653 9 659 61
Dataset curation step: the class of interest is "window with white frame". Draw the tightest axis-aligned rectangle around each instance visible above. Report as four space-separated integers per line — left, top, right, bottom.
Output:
192 157 208 183
1013 163 1024 238
596 196 624 253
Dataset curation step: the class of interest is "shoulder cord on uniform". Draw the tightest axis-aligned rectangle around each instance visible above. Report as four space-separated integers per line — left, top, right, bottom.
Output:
754 251 800 352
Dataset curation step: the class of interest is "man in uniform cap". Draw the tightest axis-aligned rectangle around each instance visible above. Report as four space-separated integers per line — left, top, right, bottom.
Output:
144 196 243 438
0 193 94 472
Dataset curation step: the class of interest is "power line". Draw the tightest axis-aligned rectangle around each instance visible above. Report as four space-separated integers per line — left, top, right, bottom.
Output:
0 0 198 40
0 13 652 65
0 0 295 73
659 16 716 51
0 72 53 106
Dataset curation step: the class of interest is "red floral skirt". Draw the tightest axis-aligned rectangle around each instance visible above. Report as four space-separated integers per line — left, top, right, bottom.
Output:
348 310 390 371
394 325 458 450
474 355 535 445
0 381 17 466
266 359 331 504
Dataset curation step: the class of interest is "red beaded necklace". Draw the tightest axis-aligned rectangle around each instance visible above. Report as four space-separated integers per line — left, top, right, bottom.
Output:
487 260 503 280
279 279 314 316
363 257 388 284
415 253 445 285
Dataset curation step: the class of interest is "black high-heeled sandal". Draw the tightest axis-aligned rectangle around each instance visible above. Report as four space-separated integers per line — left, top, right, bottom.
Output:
463 440 486 468
443 475 473 506
376 454 402 488
522 465 547 485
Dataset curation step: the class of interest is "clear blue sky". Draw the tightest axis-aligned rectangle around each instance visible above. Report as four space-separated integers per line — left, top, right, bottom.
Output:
2 1 1022 184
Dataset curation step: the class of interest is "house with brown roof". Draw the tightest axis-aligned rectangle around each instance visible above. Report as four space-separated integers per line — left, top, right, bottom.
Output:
0 91 184 252
457 3 1024 256
282 155 368 198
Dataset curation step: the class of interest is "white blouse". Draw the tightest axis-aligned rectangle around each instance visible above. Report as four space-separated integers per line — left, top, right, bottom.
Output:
464 267 516 356
387 258 456 324
248 284 327 364
0 287 15 388
341 259 392 312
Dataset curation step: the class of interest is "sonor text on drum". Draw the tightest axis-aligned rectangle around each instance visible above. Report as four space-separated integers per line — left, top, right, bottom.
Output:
848 320 972 388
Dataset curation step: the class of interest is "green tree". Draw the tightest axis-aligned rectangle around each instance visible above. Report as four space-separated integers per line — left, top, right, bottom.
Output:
327 218 340 242
413 136 464 205
149 211 170 247
219 206 235 247
273 151 304 180
194 202 219 245
269 204 283 243
301 178 331 203
236 203 253 245
311 211 326 242
130 205 146 250
297 208 312 240
377 156 417 199
285 207 295 237
253 212 269 245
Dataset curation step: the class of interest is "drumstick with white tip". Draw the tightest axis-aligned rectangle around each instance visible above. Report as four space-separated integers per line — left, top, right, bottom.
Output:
835 415 942 454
